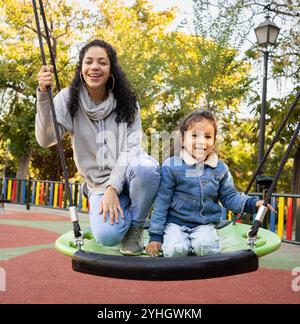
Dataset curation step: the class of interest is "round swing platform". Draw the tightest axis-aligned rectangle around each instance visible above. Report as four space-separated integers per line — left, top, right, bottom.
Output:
55 223 281 280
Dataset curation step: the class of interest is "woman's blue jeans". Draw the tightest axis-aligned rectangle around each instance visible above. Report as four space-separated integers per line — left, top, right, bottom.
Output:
89 152 160 246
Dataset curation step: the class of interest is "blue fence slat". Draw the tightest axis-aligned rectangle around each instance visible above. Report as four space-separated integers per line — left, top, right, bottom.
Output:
269 197 276 233
21 180 27 204
31 181 36 204
3 179 7 198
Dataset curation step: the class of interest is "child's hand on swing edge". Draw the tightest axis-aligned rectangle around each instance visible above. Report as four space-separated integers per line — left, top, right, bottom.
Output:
256 200 276 213
146 241 162 257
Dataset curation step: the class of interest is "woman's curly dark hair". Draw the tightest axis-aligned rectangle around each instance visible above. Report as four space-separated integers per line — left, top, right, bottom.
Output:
67 39 138 126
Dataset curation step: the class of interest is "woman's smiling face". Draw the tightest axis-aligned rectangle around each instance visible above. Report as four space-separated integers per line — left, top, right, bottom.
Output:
81 46 111 93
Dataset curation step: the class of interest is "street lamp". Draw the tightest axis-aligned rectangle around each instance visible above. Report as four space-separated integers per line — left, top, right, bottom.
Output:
254 15 280 180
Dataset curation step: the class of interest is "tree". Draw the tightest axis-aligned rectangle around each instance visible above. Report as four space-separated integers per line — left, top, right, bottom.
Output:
0 0 88 179
192 0 300 194
90 0 252 164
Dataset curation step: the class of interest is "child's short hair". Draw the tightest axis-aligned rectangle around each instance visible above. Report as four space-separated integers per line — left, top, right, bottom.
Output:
179 110 217 140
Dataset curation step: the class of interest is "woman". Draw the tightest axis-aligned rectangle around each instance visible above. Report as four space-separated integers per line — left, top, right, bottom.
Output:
36 39 160 256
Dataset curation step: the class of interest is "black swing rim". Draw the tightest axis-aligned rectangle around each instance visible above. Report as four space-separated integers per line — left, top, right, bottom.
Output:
72 249 258 280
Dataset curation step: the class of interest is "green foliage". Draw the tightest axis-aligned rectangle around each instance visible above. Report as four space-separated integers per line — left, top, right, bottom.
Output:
0 0 86 179
92 0 252 133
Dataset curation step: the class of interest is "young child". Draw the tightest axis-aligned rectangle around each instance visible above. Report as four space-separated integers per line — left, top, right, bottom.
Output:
146 110 274 257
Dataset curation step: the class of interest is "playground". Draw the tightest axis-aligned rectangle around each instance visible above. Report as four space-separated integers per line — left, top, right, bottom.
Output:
0 0 300 307
0 204 299 304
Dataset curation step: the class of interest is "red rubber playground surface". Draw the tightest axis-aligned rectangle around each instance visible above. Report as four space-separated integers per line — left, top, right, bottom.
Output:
0 205 299 304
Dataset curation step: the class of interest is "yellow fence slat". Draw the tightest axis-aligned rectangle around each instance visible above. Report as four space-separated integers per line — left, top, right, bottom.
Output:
7 180 12 200
35 182 40 205
277 197 285 238
82 196 87 210
72 184 75 204
53 183 58 208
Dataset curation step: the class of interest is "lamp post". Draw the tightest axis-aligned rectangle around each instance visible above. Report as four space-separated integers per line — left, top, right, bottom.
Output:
254 15 280 176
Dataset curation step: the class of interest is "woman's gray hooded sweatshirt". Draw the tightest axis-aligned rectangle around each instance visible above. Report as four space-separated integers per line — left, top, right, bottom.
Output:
35 86 142 195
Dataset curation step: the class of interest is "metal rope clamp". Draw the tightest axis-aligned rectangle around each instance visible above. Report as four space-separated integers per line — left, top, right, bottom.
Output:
69 206 84 249
247 205 268 247
74 234 84 250
247 232 257 248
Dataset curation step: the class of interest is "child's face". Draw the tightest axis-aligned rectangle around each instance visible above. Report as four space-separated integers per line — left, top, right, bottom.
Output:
183 119 215 162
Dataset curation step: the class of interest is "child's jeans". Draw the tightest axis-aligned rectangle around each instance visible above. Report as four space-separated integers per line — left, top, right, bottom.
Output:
162 223 220 257
89 152 160 246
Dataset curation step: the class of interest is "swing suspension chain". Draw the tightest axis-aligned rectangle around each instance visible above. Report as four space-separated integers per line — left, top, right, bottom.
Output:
248 118 300 241
32 0 83 247
241 89 300 224
244 90 300 196
263 119 300 206
217 89 300 230
32 0 73 207
38 0 61 93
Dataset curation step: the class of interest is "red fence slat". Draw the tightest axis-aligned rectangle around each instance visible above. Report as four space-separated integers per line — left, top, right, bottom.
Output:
286 198 293 240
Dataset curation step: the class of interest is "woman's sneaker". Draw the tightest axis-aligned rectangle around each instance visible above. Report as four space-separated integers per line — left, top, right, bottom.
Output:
120 226 144 256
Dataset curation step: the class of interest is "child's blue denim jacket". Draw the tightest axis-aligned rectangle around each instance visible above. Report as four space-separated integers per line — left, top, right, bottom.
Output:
149 151 258 242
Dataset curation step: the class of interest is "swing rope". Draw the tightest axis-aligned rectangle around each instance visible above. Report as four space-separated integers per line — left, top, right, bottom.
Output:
38 0 61 93
217 89 300 230
247 117 300 244
32 0 83 248
244 90 300 196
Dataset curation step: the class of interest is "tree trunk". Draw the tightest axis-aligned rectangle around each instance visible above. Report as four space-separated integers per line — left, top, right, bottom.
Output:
292 142 300 241
15 154 31 179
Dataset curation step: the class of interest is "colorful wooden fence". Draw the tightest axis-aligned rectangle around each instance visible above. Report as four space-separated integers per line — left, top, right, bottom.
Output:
0 177 299 243
0 178 88 212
